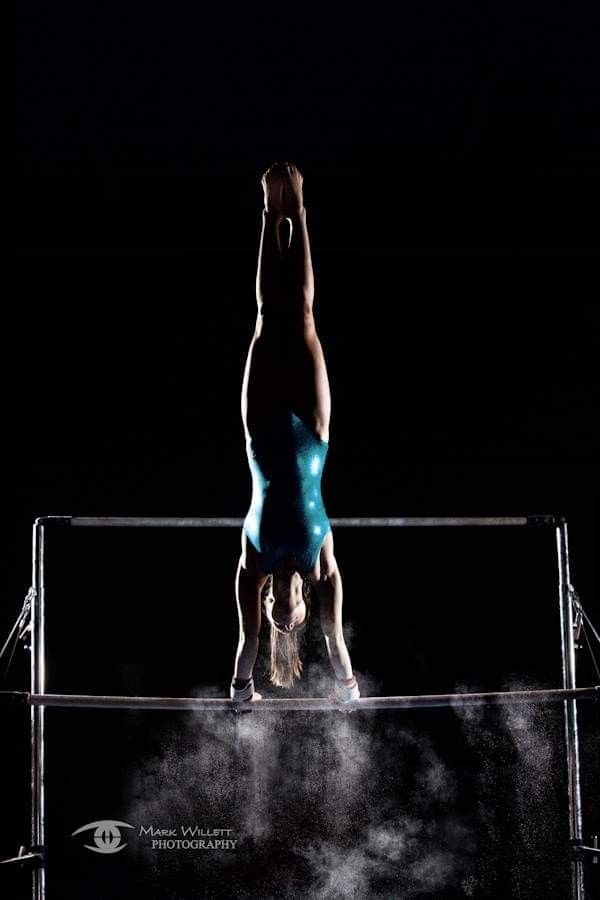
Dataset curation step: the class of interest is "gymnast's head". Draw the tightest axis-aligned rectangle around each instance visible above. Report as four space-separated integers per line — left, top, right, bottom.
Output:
266 564 307 630
262 566 311 688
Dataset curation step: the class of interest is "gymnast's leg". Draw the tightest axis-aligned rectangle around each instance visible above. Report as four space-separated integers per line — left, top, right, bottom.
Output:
241 163 290 438
272 162 331 439
255 165 288 312
257 161 314 316
273 164 358 698
243 161 329 438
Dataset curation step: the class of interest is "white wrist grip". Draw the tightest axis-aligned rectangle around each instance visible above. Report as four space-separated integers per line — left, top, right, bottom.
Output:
333 677 360 703
230 677 254 702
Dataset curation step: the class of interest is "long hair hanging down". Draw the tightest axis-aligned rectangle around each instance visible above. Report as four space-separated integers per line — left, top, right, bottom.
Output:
263 576 312 688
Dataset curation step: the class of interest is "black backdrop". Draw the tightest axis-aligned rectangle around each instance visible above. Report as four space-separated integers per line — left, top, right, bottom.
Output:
10 3 600 899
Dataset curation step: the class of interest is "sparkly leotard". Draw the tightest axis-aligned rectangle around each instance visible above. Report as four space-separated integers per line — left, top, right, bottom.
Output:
243 410 330 574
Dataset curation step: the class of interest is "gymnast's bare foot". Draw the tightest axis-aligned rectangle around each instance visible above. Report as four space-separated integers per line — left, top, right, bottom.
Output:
261 161 305 217
279 161 305 216
261 163 287 216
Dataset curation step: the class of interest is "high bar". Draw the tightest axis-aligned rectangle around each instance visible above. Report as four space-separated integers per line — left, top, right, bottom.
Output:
5 686 597 711
53 515 556 528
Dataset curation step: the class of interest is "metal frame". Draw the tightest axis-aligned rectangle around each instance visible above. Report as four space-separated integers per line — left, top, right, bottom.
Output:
31 520 45 899
27 514 594 900
557 521 586 899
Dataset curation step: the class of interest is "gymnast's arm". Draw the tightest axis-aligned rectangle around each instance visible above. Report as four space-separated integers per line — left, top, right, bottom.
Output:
312 560 355 682
231 536 267 699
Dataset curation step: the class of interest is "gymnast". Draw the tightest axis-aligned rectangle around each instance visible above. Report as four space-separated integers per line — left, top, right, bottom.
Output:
230 162 360 705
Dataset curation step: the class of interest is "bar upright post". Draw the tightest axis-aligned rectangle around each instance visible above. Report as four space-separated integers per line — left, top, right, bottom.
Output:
557 519 585 900
31 520 45 900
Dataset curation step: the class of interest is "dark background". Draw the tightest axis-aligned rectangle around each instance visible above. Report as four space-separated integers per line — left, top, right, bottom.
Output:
9 2 600 898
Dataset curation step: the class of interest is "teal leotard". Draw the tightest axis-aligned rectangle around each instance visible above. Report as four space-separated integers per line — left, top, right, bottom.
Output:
243 410 331 574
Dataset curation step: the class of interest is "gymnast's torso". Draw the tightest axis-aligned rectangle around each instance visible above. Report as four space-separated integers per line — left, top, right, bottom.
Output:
243 408 331 575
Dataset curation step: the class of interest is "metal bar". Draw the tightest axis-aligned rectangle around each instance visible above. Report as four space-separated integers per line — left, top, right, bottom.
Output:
332 517 531 527
0 850 44 867
31 521 45 900
20 686 598 711
557 520 586 900
70 516 533 528
72 517 243 527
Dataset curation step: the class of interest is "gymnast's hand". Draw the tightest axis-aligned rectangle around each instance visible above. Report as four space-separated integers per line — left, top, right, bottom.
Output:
230 675 262 703
329 674 360 704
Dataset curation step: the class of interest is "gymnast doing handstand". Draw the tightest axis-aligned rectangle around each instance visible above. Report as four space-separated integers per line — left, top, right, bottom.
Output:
230 162 360 705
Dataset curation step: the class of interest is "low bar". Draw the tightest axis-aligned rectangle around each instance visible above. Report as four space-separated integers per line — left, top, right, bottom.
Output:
69 516 535 528
15 686 598 711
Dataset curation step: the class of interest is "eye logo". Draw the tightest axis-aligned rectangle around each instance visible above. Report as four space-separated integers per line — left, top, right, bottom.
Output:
71 820 134 854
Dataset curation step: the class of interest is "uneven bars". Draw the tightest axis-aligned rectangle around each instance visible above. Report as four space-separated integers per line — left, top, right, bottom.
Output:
8 686 598 711
61 515 551 528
